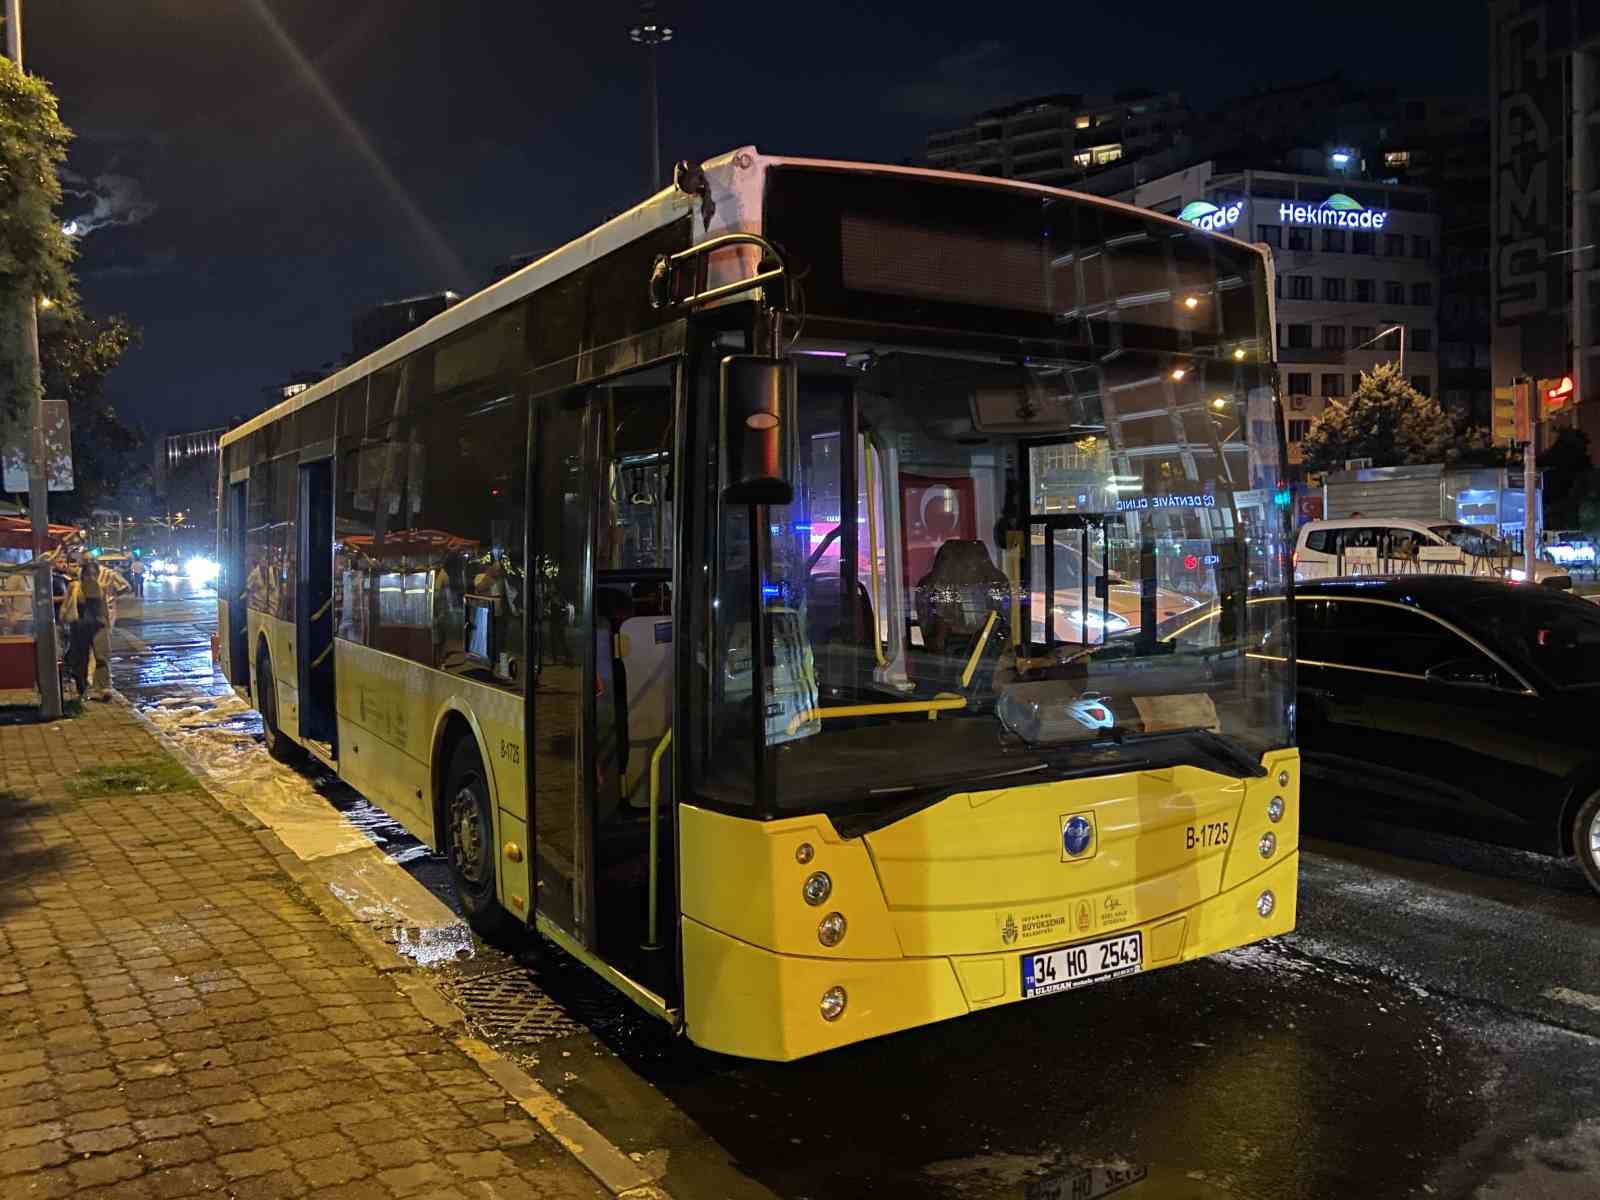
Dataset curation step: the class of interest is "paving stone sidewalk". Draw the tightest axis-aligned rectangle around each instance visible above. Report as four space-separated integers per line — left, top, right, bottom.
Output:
0 699 609 1200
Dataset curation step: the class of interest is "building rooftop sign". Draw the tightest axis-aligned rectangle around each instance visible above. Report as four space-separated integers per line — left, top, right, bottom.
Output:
1279 192 1388 229
1177 200 1243 232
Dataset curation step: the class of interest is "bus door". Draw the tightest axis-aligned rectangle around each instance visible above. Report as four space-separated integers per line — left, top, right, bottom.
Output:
295 458 337 756
529 361 679 1007
1026 515 1111 650
223 480 249 686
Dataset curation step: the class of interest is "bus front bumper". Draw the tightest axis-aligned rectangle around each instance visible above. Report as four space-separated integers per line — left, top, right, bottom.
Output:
682 850 1298 1061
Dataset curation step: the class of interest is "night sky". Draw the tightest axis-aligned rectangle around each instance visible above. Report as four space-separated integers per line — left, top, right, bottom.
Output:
30 1 1484 435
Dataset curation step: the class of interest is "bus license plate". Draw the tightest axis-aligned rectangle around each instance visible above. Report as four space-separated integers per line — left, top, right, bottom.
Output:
1020 931 1143 998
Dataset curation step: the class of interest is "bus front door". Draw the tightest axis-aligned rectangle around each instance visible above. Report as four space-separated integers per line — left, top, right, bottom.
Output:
296 459 336 756
224 481 249 686
529 362 679 1014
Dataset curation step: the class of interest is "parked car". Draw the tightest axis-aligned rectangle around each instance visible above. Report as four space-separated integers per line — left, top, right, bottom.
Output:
1542 529 1597 569
1294 516 1571 589
1287 576 1600 894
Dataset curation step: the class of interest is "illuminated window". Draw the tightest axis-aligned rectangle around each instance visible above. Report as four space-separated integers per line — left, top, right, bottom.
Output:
1074 115 1091 129
1072 143 1123 167
1384 150 1410 167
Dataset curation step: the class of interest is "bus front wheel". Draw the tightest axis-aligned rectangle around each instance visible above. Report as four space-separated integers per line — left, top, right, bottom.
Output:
444 739 520 943
256 649 300 764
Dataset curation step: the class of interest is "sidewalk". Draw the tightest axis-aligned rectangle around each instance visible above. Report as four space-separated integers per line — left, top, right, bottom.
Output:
0 699 616 1200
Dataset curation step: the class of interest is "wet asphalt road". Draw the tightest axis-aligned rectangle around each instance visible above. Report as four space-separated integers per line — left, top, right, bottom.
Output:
109 582 1600 1200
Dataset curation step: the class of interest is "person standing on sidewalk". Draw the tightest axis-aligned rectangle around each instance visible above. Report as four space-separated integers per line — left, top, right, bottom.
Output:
67 555 116 701
129 555 146 598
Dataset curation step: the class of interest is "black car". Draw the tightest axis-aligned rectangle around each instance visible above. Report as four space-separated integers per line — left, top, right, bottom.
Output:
1288 576 1600 894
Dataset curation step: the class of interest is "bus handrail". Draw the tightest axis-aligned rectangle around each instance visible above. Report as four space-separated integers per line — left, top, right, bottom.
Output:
649 232 788 311
960 611 998 689
642 727 673 951
786 694 967 736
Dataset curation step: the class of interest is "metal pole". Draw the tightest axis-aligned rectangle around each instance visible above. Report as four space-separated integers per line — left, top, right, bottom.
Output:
1399 323 1405 377
6 0 60 718
647 41 659 192
1524 376 1539 570
1571 25 1588 427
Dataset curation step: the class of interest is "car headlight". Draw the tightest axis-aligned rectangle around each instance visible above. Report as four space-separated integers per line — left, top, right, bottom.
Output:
1058 607 1132 632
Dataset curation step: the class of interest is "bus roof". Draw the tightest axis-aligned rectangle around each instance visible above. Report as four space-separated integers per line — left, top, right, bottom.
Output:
223 148 1271 448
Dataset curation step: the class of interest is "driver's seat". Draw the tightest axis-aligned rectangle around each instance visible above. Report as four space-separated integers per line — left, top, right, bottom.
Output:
913 539 1009 690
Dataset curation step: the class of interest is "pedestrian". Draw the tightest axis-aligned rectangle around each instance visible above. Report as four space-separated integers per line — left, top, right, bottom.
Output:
67 556 116 701
130 556 146 598
98 559 131 641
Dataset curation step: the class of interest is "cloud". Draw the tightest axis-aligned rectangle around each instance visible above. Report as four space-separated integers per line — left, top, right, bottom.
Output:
61 171 157 239
883 41 1054 120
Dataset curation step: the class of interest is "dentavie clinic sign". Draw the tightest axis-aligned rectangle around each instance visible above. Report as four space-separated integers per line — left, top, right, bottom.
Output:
1279 193 1389 229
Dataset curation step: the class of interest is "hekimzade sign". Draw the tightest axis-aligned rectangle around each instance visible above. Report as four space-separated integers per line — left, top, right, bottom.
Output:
1279 193 1389 229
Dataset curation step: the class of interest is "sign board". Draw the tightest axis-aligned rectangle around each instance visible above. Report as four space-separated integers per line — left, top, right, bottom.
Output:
1343 546 1379 572
1177 200 1243 233
1278 194 1389 229
1344 457 1373 471
1 400 73 492
1418 544 1466 565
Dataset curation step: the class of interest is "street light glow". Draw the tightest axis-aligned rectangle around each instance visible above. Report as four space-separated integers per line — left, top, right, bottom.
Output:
1170 367 1187 381
1183 296 1200 309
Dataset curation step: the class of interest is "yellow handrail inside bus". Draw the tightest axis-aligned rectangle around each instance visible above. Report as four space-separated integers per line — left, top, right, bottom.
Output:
960 610 998 689
864 443 887 667
787 693 966 735
643 727 672 951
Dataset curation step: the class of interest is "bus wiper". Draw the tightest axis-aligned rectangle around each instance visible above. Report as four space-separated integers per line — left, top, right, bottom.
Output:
868 761 1048 797
1119 727 1267 778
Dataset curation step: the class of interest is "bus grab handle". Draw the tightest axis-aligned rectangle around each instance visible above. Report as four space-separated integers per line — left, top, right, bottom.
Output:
643 728 673 951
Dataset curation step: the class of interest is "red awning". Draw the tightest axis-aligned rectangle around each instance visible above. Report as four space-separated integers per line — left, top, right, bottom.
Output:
0 515 78 552
339 529 480 559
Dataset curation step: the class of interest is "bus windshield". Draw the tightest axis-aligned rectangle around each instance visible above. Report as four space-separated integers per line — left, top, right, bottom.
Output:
703 347 1292 814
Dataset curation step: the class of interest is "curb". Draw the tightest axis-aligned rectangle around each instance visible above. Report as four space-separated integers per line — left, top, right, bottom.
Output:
119 691 675 1199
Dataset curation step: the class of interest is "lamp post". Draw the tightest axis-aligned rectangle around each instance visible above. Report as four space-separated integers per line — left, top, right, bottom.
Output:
5 0 61 719
627 2 673 194
1352 322 1407 375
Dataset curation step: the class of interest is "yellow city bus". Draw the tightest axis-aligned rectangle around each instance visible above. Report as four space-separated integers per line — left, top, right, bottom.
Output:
216 148 1298 1060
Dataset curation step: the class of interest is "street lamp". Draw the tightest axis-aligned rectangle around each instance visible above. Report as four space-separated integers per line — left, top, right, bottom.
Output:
1353 322 1407 374
628 1 673 194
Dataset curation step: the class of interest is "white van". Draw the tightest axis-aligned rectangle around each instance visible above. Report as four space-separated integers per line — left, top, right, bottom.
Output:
1294 517 1571 588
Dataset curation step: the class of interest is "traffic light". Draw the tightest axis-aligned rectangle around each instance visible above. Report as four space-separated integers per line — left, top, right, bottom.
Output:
1541 375 1575 416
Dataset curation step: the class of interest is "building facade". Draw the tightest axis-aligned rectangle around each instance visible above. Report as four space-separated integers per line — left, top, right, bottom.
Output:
1490 0 1599 443
926 91 1191 189
1119 162 1440 474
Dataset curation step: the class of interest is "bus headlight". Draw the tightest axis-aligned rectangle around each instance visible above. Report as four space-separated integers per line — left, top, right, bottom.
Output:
1258 832 1277 859
1257 889 1276 918
803 871 832 906
819 986 847 1021
817 912 847 947
1267 796 1285 823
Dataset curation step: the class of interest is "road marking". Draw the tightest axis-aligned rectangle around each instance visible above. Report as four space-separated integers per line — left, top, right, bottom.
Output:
1544 987 1600 1013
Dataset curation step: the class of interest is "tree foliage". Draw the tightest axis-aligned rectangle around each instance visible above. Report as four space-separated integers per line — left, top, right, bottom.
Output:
0 55 73 304
1301 362 1493 471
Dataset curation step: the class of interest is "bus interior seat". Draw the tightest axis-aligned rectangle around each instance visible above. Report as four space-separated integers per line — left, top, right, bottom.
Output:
805 573 880 697
913 538 1009 691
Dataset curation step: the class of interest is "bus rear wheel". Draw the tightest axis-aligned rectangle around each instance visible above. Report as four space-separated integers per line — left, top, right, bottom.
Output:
444 739 521 944
1574 789 1600 897
256 648 300 764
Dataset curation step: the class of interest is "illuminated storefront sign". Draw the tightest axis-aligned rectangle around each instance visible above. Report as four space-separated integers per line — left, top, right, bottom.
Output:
1177 200 1243 232
1278 193 1388 229
1115 494 1217 512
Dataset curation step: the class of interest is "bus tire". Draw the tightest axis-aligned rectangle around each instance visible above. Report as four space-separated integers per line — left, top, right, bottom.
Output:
256 647 300 764
1573 788 1600 897
444 738 520 944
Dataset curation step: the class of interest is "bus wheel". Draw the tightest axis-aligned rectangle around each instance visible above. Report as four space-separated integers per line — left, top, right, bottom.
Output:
1575 789 1600 897
444 739 520 943
256 649 300 764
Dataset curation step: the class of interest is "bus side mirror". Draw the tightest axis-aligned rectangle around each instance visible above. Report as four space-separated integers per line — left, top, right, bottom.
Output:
720 355 795 505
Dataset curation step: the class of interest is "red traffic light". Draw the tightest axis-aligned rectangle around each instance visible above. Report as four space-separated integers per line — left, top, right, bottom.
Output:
1545 375 1575 409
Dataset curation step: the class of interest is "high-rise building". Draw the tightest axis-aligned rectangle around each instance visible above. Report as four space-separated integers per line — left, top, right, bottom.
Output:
1113 161 1440 475
925 91 1191 189
1489 0 1599 443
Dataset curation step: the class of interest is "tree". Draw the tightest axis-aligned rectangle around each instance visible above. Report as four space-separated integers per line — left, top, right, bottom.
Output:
37 311 147 519
0 55 75 429
1301 362 1492 471
1540 426 1595 531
